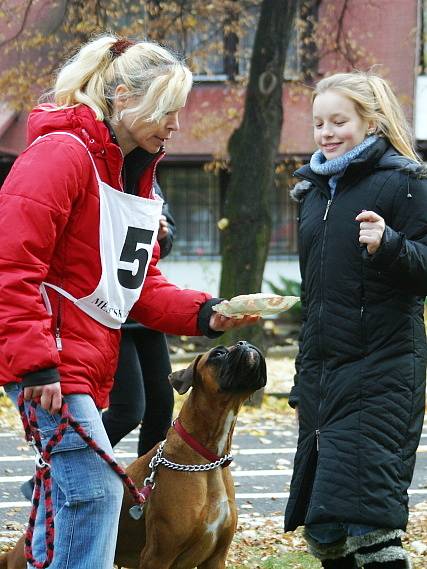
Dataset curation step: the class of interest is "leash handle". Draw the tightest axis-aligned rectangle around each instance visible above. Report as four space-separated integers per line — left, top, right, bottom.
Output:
18 391 148 568
18 392 68 569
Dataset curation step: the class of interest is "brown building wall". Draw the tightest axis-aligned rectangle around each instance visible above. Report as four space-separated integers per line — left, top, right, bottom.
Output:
0 0 420 159
166 0 419 159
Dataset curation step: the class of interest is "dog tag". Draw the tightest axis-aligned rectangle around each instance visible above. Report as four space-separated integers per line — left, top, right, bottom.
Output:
129 504 144 520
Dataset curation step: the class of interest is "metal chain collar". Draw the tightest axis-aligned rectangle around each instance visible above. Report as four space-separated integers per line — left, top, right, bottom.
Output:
149 440 234 473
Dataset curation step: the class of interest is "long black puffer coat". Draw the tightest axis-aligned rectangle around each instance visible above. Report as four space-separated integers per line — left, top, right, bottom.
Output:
285 138 427 532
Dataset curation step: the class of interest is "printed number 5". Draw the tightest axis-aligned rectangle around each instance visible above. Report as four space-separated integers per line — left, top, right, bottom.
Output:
117 227 154 289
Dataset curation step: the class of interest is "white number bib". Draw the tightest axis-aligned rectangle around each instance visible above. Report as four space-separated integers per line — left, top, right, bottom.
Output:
37 132 162 329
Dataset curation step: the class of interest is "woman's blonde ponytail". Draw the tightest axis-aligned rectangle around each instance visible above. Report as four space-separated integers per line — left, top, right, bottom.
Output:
46 34 192 123
54 36 117 119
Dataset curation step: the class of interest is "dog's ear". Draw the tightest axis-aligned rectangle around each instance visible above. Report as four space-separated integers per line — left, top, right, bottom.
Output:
169 355 202 394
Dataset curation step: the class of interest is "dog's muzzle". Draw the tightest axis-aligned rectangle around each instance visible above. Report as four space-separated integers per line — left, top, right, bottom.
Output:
210 341 267 392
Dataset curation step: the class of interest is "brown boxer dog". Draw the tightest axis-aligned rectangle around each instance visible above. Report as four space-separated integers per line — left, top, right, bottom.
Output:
115 340 266 569
0 341 266 569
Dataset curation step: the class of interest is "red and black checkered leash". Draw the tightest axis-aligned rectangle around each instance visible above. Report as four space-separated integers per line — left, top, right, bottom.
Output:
17 392 153 568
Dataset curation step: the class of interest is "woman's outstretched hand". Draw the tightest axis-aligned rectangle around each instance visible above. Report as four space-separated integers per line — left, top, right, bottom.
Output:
209 313 260 332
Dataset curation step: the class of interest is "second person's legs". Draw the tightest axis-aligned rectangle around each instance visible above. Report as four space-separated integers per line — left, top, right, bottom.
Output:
134 328 174 456
102 329 146 447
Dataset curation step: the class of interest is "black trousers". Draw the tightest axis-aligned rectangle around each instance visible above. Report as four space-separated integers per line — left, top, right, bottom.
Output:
102 327 174 456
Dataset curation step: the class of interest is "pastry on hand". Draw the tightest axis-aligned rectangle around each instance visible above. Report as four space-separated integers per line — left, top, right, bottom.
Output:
212 293 300 318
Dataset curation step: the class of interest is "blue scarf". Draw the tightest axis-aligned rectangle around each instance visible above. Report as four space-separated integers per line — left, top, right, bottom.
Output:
310 135 378 177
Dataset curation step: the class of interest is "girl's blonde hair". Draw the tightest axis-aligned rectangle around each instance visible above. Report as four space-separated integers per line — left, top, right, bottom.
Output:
313 71 420 163
51 35 192 123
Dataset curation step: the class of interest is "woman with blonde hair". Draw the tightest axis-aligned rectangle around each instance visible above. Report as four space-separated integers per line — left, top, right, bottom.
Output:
0 35 257 568
286 71 427 568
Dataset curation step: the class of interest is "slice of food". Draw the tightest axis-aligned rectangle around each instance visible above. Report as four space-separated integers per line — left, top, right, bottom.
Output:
212 293 300 318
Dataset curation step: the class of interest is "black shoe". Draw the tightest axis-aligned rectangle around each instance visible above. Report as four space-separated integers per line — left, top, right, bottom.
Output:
364 561 407 568
322 555 357 568
21 476 35 500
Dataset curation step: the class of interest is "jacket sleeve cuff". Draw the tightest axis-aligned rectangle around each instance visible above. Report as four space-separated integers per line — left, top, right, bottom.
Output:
22 367 60 388
364 225 404 268
198 298 224 338
288 384 299 408
159 235 173 259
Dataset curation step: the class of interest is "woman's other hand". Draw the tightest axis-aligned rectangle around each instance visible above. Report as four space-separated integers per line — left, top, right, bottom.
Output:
158 215 169 241
24 382 62 414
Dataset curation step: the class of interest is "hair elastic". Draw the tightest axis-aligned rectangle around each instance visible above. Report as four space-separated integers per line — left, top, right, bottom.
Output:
110 38 136 58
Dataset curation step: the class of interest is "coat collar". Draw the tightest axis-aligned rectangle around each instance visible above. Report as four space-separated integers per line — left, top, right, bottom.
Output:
28 104 124 187
27 104 166 194
294 138 396 198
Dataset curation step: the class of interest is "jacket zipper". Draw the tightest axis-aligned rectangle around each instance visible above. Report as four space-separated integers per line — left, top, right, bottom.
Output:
360 251 367 355
316 361 326 450
307 229 329 518
317 197 332 442
360 305 366 352
149 151 165 198
55 293 63 351
286 184 331 529
323 199 331 221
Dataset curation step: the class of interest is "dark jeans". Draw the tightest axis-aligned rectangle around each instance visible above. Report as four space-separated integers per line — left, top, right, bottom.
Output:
102 327 174 456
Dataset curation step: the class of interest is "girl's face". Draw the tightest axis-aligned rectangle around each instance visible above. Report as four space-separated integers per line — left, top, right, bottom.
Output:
312 90 370 159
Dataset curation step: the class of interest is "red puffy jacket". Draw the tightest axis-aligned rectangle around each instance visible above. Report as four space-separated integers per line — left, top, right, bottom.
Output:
0 104 213 407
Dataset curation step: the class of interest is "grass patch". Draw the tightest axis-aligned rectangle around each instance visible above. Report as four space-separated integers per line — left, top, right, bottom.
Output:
229 551 321 568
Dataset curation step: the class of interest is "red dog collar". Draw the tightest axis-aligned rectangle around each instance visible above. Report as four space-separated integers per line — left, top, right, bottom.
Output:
173 419 233 468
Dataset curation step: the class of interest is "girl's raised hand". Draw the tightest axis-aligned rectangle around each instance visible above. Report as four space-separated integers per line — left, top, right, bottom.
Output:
355 210 385 255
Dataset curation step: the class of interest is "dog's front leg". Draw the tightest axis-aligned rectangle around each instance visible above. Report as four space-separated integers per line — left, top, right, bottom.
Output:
138 545 176 569
196 545 230 569
138 555 173 569
197 557 227 569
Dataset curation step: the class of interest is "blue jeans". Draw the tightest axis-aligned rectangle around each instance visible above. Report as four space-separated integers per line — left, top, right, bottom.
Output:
5 383 123 569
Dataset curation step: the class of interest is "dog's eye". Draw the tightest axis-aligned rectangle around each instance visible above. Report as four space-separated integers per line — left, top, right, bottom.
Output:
211 347 227 358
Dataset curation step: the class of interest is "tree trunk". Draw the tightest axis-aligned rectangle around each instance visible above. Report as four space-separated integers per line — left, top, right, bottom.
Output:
219 0 298 354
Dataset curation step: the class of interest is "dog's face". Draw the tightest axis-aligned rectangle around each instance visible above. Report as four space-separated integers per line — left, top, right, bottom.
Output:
170 341 267 395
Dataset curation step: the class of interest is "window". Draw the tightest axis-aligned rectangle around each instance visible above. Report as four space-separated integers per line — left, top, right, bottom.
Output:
158 164 298 259
172 17 227 79
170 3 302 81
269 172 299 257
158 165 221 257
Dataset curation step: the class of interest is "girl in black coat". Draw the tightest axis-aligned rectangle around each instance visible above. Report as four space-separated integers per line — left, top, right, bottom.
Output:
285 72 427 568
